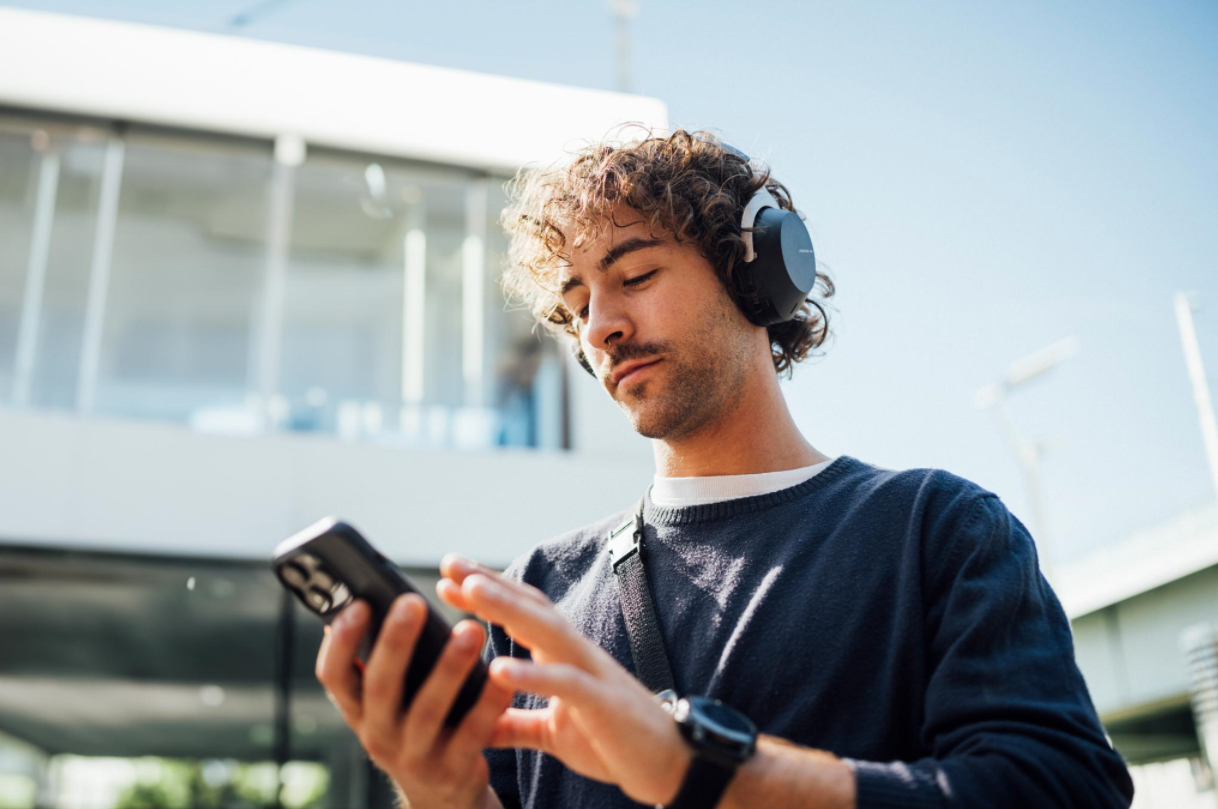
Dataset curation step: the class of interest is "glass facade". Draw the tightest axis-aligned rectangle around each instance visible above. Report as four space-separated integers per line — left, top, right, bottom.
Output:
0 117 109 412
0 110 562 449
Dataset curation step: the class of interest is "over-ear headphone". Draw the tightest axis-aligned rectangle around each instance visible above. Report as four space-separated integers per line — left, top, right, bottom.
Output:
573 144 816 377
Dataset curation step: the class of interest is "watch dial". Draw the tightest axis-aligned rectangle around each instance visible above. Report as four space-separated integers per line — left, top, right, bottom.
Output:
699 700 754 735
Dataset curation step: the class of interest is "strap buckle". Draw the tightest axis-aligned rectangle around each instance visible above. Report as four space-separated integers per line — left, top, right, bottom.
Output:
607 514 642 571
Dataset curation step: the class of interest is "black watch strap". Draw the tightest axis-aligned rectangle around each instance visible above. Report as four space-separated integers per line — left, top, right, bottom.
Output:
664 755 737 809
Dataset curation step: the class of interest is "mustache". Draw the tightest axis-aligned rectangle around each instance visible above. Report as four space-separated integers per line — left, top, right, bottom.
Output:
605 341 669 371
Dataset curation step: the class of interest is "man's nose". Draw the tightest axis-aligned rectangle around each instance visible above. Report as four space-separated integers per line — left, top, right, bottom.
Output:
583 295 634 371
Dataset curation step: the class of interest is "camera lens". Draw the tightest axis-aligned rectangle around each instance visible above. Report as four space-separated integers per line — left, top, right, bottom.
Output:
280 562 308 589
306 588 332 613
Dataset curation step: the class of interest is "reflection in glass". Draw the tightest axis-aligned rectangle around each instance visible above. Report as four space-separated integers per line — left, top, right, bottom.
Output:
94 128 271 428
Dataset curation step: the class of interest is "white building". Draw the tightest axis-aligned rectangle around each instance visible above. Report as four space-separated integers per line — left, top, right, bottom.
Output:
0 8 662 807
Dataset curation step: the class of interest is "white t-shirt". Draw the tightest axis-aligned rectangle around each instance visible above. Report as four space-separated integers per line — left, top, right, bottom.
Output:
650 458 837 508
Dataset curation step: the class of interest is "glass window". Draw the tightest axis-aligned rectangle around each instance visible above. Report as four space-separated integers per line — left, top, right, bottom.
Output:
0 112 566 450
483 179 564 449
0 125 37 404
0 115 109 412
93 128 272 429
276 149 504 448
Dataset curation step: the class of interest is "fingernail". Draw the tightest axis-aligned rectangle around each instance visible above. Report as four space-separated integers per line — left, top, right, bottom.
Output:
454 628 477 651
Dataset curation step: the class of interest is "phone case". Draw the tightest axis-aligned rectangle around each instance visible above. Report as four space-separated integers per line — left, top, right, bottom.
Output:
272 516 488 727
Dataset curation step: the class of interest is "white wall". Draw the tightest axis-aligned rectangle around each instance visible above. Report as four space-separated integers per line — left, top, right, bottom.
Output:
0 409 652 568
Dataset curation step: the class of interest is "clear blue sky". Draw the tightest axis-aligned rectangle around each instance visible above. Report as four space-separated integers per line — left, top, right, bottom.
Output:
11 0 1218 561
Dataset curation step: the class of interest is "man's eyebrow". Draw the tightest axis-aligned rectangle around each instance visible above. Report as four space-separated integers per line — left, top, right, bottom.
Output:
558 237 666 299
597 237 666 273
559 275 585 297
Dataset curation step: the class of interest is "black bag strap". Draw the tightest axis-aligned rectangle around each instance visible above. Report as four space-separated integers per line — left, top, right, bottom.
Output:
608 497 676 695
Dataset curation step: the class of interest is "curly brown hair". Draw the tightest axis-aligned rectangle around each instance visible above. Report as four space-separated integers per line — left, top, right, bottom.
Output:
499 127 834 376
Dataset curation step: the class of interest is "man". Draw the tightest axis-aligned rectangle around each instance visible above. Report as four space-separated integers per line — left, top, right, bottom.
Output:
316 130 1134 808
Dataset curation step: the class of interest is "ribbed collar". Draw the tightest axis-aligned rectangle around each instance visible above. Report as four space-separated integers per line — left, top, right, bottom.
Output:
641 455 861 526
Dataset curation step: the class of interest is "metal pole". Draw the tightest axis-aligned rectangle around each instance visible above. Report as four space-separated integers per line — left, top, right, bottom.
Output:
983 388 1055 581
12 151 59 407
1174 292 1218 506
975 337 1077 582
610 0 638 93
401 201 427 439
252 135 300 431
462 181 487 407
76 134 125 415
272 587 295 809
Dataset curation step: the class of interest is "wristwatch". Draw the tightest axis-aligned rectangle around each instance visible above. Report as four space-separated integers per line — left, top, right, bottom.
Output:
655 690 758 809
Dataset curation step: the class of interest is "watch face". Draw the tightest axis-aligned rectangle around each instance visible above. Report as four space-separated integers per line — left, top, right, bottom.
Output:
699 700 754 735
681 696 758 762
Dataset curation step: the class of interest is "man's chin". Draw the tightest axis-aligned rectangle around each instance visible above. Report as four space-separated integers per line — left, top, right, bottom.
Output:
618 399 686 440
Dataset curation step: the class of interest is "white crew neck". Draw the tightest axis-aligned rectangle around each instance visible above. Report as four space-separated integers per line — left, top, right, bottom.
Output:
651 458 836 508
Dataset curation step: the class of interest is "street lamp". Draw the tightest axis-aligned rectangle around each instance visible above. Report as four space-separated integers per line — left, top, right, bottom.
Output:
1173 292 1218 506
974 336 1080 582
609 0 639 94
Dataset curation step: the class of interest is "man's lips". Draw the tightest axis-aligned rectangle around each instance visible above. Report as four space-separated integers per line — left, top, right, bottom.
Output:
612 359 662 386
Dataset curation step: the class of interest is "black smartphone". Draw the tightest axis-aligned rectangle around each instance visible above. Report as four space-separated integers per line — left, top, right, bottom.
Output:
272 516 488 727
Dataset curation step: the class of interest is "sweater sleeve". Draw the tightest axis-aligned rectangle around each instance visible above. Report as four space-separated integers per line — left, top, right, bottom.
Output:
847 493 1134 809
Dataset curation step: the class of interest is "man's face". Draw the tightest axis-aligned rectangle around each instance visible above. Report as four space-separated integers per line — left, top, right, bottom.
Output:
558 210 761 440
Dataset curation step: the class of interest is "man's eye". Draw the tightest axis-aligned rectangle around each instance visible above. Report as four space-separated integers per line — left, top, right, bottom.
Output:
625 270 658 287
578 305 589 320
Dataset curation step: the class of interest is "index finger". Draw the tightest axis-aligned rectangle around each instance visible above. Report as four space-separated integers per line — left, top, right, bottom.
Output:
440 554 550 607
461 573 608 673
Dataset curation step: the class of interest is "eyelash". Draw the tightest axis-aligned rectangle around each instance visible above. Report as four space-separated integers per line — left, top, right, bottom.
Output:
577 270 658 320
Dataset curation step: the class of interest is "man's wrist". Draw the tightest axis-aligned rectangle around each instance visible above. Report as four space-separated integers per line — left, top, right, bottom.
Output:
657 694 758 809
717 736 856 809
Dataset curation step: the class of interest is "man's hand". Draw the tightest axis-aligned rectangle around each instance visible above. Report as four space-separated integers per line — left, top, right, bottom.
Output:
437 554 693 807
315 594 513 809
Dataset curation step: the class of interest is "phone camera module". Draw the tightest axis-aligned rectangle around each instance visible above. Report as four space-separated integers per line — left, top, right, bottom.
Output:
330 582 352 610
295 553 321 572
280 562 308 589
306 587 332 613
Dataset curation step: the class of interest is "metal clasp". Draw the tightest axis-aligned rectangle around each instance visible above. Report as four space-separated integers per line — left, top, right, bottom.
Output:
607 513 643 571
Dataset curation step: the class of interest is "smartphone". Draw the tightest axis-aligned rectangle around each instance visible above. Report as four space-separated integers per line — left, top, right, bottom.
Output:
272 516 488 727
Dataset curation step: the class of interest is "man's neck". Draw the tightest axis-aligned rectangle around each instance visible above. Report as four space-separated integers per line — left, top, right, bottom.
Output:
652 362 828 478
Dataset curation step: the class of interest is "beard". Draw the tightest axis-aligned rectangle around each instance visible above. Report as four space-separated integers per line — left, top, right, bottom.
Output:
606 302 753 441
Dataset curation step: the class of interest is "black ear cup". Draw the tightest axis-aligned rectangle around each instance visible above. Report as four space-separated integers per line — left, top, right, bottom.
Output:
739 206 817 326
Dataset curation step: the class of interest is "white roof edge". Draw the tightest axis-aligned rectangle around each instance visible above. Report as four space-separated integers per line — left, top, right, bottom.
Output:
1059 502 1218 619
0 7 668 172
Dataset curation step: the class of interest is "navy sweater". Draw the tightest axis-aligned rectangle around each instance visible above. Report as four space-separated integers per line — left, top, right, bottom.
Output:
483 456 1134 808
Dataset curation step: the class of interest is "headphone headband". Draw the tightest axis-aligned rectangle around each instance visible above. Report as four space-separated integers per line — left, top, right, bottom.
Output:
740 187 782 264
